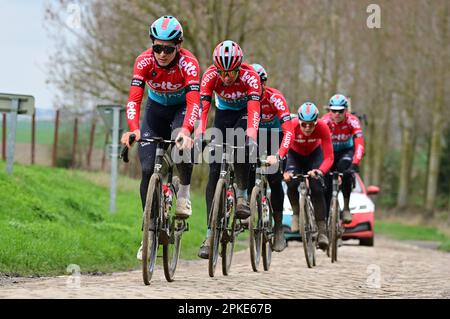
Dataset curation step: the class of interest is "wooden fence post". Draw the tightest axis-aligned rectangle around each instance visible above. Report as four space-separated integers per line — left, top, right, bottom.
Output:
87 117 96 170
31 111 36 164
72 117 78 168
52 109 60 167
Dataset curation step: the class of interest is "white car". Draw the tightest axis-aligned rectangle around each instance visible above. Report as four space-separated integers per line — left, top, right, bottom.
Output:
282 173 379 246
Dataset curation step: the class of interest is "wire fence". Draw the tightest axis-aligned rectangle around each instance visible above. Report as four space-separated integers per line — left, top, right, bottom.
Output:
0 108 141 178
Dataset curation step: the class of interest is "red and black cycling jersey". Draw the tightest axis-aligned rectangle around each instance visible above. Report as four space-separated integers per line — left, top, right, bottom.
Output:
259 87 294 159
126 48 200 133
321 112 365 165
290 117 334 174
198 63 261 140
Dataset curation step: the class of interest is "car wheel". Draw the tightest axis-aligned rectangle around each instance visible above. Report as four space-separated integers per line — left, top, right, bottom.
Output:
360 237 374 246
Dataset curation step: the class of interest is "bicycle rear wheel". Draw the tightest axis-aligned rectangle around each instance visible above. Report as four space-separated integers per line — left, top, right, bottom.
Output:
163 184 183 282
299 193 315 268
262 196 273 271
209 178 226 277
142 174 161 285
222 185 236 276
249 186 263 272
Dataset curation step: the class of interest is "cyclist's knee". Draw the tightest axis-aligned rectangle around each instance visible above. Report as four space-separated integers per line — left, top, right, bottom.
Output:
337 159 352 172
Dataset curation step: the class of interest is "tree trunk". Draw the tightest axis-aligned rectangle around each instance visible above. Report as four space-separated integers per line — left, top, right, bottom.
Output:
425 2 448 215
398 128 416 207
397 71 418 209
425 118 443 215
397 125 416 208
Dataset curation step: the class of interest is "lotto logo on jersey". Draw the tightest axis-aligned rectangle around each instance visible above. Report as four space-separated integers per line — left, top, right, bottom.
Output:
136 57 153 70
219 90 247 100
127 102 137 120
202 71 216 87
269 95 286 111
148 80 183 91
241 71 259 89
333 133 352 141
295 137 318 143
179 56 198 77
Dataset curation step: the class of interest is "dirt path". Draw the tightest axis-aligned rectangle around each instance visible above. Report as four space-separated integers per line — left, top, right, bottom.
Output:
1 237 449 299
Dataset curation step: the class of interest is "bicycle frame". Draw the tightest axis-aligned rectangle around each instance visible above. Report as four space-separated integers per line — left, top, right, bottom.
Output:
121 135 187 284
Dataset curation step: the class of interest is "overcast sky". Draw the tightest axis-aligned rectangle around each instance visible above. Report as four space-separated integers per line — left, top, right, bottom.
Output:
0 0 55 110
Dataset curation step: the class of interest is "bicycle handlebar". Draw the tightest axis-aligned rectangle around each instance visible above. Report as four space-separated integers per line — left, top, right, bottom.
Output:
120 134 176 163
291 174 310 180
205 141 246 150
120 134 136 163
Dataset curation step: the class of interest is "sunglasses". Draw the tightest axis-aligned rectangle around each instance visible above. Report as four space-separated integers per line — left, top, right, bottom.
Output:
217 68 239 78
152 44 177 54
330 109 345 114
300 121 317 128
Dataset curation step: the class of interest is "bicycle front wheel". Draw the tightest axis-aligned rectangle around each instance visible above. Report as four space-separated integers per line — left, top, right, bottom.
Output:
262 195 273 271
209 178 226 277
249 186 263 272
330 195 339 263
299 194 315 268
163 183 183 282
222 185 236 276
142 174 162 285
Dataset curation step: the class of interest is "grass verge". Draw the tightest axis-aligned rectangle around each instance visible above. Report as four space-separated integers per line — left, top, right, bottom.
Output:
0 162 216 276
375 218 450 252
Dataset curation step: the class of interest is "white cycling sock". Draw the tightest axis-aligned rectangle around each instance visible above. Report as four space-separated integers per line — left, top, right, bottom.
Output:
177 184 190 200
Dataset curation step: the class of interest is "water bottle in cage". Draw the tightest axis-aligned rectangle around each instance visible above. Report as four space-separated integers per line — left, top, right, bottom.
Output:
226 189 234 215
262 197 270 223
162 184 173 216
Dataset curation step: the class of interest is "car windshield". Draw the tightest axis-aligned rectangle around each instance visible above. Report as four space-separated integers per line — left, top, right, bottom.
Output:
353 176 364 193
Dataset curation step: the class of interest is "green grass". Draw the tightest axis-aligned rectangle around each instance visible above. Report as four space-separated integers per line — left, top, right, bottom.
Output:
0 161 214 276
375 220 450 252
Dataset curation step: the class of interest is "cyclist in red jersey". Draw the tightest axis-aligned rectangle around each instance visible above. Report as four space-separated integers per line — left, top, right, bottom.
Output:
196 40 261 259
283 102 334 250
120 16 201 260
322 94 365 224
246 63 294 252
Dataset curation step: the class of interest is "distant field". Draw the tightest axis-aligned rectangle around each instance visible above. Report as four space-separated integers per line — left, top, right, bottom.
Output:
1 120 108 148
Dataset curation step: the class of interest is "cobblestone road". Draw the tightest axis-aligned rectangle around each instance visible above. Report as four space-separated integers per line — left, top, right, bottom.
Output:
1 237 449 299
